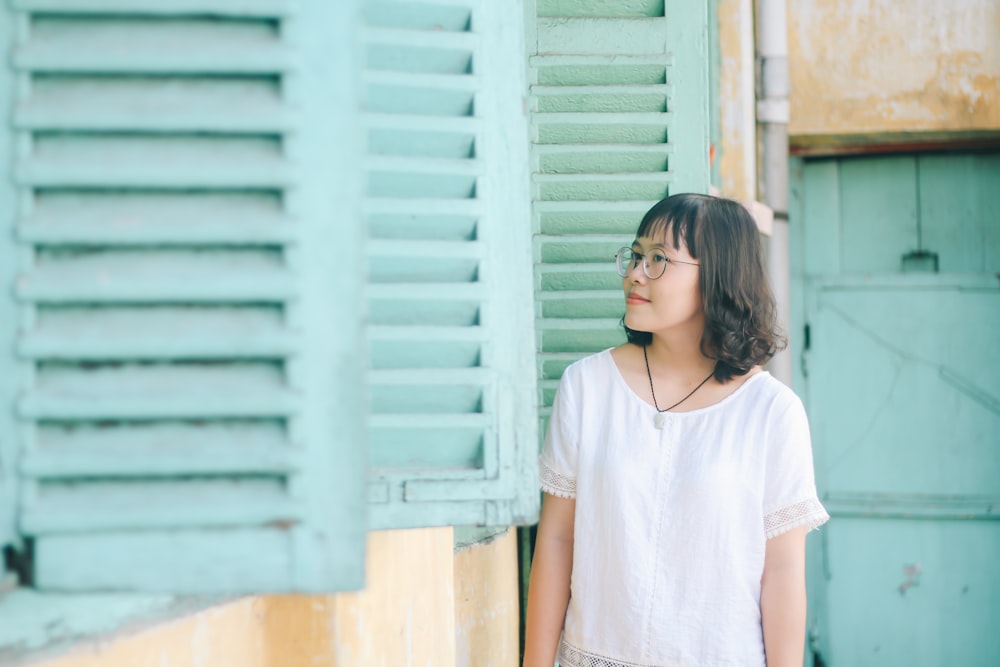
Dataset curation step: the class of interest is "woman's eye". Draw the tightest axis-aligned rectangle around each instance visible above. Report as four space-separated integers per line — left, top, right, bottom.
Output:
652 254 667 264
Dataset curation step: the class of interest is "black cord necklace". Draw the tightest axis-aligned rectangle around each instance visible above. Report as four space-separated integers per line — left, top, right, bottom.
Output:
642 344 714 429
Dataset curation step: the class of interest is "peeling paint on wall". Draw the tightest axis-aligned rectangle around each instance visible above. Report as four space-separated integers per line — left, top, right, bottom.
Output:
789 0 1000 140
717 0 757 201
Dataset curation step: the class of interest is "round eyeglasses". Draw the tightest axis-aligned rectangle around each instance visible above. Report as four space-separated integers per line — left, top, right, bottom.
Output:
615 246 699 280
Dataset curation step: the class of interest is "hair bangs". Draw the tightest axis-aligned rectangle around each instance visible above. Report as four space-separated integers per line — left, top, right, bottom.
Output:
633 195 705 258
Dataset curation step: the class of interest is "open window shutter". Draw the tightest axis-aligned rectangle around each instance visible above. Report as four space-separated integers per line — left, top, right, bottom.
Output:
528 0 710 417
6 1 366 592
364 0 538 529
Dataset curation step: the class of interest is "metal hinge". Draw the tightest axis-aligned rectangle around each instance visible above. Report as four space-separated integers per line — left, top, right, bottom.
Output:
801 323 811 377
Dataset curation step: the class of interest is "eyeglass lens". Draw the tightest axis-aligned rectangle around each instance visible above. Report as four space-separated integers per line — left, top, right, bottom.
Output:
616 247 667 280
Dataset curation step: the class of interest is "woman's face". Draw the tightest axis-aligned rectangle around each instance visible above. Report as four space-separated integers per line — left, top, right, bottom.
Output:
622 226 704 338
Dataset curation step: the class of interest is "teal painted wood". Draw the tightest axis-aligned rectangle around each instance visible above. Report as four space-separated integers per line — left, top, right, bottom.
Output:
823 518 1000 666
12 0 294 15
36 530 295 593
799 159 841 275
528 0 710 419
796 154 1000 666
839 156 919 273
283 3 367 590
0 11 20 570
365 0 539 530
8 2 366 593
787 156 830 667
918 153 1000 272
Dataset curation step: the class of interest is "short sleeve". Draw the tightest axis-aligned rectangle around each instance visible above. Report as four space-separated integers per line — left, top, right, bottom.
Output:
538 370 579 499
763 394 829 539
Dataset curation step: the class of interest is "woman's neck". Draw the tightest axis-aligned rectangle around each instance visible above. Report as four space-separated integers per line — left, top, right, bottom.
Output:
644 329 715 379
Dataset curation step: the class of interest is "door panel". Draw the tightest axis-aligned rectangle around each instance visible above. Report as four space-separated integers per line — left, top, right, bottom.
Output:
812 280 1000 498
797 153 1000 666
824 518 1000 667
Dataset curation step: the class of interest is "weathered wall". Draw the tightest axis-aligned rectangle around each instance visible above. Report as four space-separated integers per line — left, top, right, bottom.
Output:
717 0 757 202
788 0 1000 146
13 528 519 667
455 530 519 667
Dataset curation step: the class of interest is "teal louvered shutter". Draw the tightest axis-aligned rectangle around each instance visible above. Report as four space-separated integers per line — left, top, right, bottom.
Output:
528 0 710 414
3 1 366 592
364 0 539 528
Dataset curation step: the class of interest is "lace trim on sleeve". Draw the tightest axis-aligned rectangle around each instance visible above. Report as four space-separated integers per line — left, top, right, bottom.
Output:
764 497 830 539
539 459 576 499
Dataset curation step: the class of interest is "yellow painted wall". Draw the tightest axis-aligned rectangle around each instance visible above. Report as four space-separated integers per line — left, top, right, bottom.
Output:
454 529 519 667
788 0 1000 144
717 0 757 202
17 527 519 667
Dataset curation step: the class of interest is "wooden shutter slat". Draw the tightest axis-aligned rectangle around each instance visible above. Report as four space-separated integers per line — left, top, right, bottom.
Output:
535 172 673 185
18 96 289 134
18 192 292 245
370 413 490 429
535 200 654 213
536 17 667 56
20 144 291 188
365 26 477 52
18 220 295 245
15 19 292 74
25 494 300 534
20 392 297 421
370 325 486 342
20 332 293 360
367 197 482 216
15 50 292 74
536 178 672 203
530 53 672 68
23 434 300 478
22 363 297 420
370 367 493 385
369 282 485 299
532 83 670 95
536 0 664 18
12 0 295 15
365 70 478 93
366 113 480 135
34 529 295 592
534 143 673 156
533 111 672 126
368 155 481 177
369 239 483 259
19 276 293 303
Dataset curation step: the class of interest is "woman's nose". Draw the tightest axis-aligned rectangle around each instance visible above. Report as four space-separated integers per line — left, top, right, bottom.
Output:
628 260 646 282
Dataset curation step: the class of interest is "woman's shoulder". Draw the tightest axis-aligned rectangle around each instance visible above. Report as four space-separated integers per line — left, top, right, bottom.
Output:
735 369 806 416
559 347 617 386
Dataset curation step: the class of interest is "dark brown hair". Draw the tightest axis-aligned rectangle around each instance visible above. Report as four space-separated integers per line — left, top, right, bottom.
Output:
623 193 786 383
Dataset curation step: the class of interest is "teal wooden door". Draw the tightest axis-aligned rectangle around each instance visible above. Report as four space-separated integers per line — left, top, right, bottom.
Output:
792 153 1000 666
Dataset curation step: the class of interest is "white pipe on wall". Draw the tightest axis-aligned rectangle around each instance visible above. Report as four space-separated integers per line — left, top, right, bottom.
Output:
756 0 792 386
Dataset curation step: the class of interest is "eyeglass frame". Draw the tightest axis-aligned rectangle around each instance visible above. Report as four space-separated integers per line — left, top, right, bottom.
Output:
614 246 700 280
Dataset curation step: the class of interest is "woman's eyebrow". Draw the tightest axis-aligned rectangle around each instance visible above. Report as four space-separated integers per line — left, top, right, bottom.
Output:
631 241 668 251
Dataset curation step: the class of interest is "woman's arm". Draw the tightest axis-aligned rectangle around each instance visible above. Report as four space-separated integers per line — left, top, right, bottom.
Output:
522 492 576 667
761 525 808 667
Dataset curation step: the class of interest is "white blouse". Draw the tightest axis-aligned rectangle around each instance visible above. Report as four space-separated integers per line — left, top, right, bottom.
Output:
539 349 829 667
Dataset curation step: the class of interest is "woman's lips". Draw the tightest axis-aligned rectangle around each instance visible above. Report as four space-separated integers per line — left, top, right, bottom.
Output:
625 294 649 305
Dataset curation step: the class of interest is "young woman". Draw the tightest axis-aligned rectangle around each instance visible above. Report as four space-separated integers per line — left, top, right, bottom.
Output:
523 194 829 667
